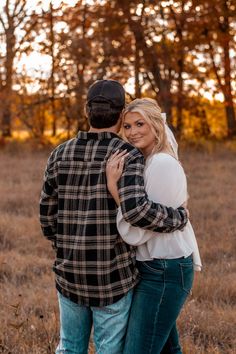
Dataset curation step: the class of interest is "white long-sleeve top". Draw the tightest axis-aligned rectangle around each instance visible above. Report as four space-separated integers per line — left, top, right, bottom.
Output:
117 153 202 271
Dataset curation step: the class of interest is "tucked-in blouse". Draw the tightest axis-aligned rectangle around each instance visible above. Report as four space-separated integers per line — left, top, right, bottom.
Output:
117 153 202 271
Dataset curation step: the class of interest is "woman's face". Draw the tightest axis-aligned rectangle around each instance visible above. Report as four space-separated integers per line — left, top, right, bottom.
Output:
123 112 156 156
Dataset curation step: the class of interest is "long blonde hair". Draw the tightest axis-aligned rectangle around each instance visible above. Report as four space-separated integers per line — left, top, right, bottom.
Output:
122 98 170 154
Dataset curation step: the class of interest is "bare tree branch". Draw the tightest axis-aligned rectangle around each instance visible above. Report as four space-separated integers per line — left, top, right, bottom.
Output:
14 0 26 18
207 38 224 92
6 0 10 22
0 15 7 31
14 16 39 54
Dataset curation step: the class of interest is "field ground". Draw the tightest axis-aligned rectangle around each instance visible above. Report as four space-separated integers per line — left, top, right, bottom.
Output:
0 143 235 353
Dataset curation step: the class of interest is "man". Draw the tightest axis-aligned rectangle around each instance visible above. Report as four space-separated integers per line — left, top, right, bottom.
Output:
39 79 188 354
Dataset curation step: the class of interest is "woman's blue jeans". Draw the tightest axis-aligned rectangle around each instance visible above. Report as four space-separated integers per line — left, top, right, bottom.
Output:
56 289 133 354
123 255 194 354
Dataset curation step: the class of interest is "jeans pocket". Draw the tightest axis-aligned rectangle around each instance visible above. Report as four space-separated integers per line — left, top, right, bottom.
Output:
99 307 120 315
180 262 194 294
58 292 80 310
96 290 133 315
141 261 164 274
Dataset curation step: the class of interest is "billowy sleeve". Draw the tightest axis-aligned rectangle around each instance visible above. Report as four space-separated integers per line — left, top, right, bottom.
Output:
117 154 187 245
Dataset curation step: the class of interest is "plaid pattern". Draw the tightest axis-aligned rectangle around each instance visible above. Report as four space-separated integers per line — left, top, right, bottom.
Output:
40 131 188 306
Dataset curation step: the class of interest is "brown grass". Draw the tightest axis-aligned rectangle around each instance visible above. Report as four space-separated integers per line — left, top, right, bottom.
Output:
0 144 235 353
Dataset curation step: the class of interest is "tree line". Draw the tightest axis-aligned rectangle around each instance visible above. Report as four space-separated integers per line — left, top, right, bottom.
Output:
0 0 235 140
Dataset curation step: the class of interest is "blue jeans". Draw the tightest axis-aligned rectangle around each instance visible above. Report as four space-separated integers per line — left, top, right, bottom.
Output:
56 289 133 354
123 255 194 354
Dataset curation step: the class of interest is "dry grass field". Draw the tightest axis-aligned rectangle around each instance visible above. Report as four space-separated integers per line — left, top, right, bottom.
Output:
0 142 235 354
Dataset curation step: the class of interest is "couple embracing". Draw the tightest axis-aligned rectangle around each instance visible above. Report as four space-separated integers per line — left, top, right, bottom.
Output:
40 79 201 354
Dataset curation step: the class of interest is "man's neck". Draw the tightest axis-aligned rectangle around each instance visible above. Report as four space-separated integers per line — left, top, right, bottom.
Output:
89 127 118 134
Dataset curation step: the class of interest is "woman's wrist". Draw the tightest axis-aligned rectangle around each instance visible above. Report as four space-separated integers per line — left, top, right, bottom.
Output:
107 180 118 192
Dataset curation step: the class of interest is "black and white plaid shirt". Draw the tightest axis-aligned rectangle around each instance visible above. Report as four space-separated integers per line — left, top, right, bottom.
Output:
40 131 188 307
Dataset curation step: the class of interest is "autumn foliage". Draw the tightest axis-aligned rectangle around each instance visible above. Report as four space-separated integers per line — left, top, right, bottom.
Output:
0 0 235 140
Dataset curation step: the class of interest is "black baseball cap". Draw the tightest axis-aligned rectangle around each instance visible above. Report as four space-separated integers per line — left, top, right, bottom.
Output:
86 79 125 111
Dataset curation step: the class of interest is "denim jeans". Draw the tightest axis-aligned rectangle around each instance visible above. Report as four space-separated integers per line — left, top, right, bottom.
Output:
123 255 194 354
56 289 133 354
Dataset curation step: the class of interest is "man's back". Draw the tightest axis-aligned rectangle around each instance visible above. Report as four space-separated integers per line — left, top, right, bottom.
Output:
40 131 139 307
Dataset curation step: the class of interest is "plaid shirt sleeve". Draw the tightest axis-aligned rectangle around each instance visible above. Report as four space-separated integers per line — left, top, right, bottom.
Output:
118 154 188 233
39 151 58 242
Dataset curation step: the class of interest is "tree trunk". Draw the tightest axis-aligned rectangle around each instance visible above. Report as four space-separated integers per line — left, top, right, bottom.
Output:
50 2 57 137
1 103 12 137
176 15 184 134
161 80 172 123
224 100 236 137
220 1 236 137
135 38 141 98
176 61 184 135
1 26 15 137
222 26 236 137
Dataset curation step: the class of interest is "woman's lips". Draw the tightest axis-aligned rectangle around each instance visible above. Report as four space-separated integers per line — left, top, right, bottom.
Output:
129 138 141 144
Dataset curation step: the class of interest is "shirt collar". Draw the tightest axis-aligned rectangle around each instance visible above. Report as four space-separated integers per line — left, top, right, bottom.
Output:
77 131 119 141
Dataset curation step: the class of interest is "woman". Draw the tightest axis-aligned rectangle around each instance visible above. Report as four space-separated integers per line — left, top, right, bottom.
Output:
106 98 202 354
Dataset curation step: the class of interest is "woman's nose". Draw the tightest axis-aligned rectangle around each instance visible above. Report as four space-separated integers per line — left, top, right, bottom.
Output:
129 126 137 136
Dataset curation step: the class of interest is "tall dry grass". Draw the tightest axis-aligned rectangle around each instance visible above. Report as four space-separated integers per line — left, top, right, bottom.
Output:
0 143 235 353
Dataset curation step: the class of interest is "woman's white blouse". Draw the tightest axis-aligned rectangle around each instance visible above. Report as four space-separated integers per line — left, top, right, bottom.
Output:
117 153 202 271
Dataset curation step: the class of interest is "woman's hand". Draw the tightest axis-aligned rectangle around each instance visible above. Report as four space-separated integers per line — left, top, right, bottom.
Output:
181 200 190 219
106 149 129 206
106 149 127 184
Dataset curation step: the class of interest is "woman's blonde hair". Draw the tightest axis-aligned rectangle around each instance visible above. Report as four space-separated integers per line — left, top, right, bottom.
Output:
122 98 169 154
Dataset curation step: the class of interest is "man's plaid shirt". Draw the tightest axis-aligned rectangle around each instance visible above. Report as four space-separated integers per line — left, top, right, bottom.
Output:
39 131 188 307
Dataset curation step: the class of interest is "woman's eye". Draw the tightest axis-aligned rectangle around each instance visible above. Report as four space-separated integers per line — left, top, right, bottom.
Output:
137 122 144 127
123 125 130 129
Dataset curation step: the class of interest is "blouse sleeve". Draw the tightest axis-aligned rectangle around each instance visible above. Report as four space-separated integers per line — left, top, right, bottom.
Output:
117 154 187 245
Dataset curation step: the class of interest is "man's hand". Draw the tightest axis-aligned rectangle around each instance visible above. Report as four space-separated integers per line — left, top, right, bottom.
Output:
181 200 190 219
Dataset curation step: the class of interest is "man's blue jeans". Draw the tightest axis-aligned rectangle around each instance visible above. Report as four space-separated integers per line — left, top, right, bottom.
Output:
123 256 194 354
55 289 133 354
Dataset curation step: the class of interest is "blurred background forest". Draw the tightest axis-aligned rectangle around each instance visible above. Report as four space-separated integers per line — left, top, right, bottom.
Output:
0 0 236 143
